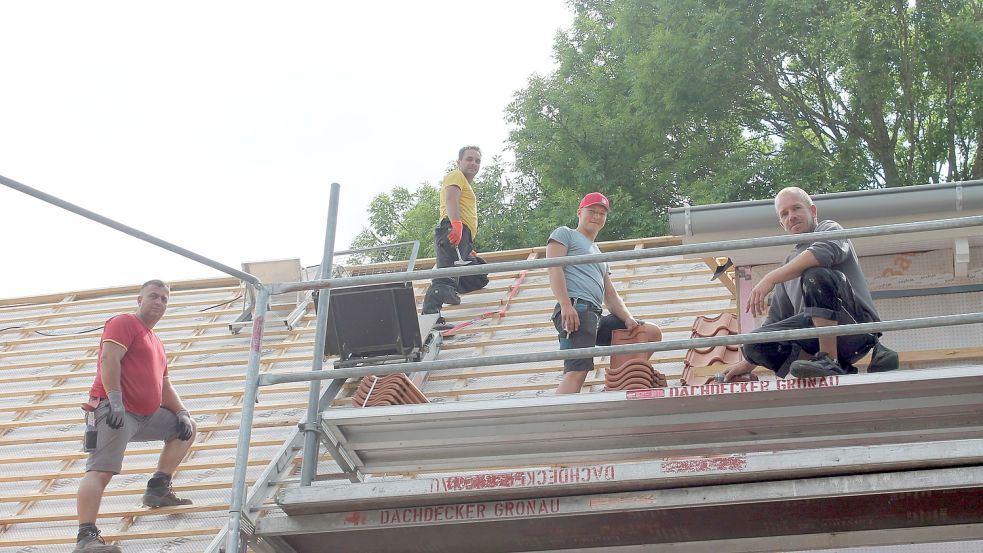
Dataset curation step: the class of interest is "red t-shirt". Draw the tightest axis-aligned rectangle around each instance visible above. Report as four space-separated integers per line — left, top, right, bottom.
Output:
89 314 169 416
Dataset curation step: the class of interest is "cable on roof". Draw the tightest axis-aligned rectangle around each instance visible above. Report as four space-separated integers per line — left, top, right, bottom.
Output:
0 324 108 337
198 294 244 312
34 326 106 337
0 294 242 337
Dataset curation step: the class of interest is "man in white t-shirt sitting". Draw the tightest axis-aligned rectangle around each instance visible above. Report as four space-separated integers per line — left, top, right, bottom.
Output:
547 192 640 394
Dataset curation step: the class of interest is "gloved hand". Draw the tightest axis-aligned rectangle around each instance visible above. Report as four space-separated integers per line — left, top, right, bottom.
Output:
447 220 464 246
106 390 125 429
175 410 194 441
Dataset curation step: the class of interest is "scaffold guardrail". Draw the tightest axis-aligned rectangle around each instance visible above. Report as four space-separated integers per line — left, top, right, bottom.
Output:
222 208 983 553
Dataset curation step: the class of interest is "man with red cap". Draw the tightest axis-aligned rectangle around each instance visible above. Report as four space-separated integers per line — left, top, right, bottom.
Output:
548 192 640 394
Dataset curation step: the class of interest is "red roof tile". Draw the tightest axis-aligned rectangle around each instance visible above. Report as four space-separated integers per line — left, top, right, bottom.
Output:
690 313 739 337
352 373 430 407
609 322 664 374
684 348 742 368
680 366 698 386
684 313 742 371
606 371 654 387
605 360 668 391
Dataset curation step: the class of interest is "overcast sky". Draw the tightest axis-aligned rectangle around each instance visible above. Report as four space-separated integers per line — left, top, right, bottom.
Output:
0 1 573 299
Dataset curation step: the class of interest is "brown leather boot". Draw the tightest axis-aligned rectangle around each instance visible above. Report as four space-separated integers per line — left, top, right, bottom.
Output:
142 476 192 508
74 527 121 552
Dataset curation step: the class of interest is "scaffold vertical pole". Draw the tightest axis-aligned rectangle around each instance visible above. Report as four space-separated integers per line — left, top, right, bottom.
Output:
300 182 341 486
226 285 270 553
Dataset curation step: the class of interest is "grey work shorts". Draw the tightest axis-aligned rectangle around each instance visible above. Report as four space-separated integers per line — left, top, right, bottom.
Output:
86 400 181 474
552 300 603 373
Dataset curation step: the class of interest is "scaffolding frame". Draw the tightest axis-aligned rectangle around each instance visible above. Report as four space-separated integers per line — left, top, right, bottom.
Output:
5 174 983 553
222 204 983 553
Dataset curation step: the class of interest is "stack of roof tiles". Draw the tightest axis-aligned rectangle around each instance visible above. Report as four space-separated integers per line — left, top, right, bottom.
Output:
681 313 752 385
604 323 668 391
351 373 430 407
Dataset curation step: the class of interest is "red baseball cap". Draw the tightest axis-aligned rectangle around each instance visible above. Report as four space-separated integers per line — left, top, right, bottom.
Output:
579 192 611 211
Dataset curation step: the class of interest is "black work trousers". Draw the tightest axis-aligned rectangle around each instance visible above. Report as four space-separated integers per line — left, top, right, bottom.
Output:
742 267 877 377
431 218 474 290
421 218 488 314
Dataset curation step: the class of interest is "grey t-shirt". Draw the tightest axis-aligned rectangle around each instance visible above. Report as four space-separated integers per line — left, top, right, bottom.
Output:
765 219 880 325
549 226 607 308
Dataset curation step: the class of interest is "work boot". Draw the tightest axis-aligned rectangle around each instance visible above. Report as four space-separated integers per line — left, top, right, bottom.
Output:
867 341 899 373
421 284 460 315
790 352 848 378
142 476 192 508
74 526 121 552
432 316 454 332
439 284 461 306
421 285 442 314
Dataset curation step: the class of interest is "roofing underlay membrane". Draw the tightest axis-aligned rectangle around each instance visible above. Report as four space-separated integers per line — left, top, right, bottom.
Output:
1 238 982 552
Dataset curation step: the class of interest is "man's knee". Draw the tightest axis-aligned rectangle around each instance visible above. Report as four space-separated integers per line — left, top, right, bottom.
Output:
596 314 626 346
800 267 838 292
741 343 767 368
184 419 198 445
168 418 197 449
561 370 589 385
84 470 114 487
800 267 843 311
744 322 774 364
742 333 796 374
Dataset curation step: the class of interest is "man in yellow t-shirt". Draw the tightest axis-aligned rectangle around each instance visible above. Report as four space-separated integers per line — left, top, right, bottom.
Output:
422 145 484 319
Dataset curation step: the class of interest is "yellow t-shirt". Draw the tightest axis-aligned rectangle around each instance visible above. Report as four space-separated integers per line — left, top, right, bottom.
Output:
439 168 478 237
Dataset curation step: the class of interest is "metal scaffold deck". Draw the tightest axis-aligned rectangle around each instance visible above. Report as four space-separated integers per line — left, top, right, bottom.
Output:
315 366 983 474
257 472 983 553
251 366 983 553
274 439 983 515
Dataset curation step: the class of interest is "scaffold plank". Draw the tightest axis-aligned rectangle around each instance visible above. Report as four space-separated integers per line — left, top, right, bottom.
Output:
318 366 983 474
256 467 983 553
276 439 983 515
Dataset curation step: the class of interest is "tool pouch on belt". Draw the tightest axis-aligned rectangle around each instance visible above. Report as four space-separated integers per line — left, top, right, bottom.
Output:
81 397 100 452
457 254 489 294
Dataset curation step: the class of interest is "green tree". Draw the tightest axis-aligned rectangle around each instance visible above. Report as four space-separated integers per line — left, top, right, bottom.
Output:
471 157 544 251
350 184 440 262
506 0 774 239
350 157 543 258
508 0 983 226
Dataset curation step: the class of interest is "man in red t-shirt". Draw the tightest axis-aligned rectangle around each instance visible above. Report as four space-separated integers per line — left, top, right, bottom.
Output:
74 280 197 553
